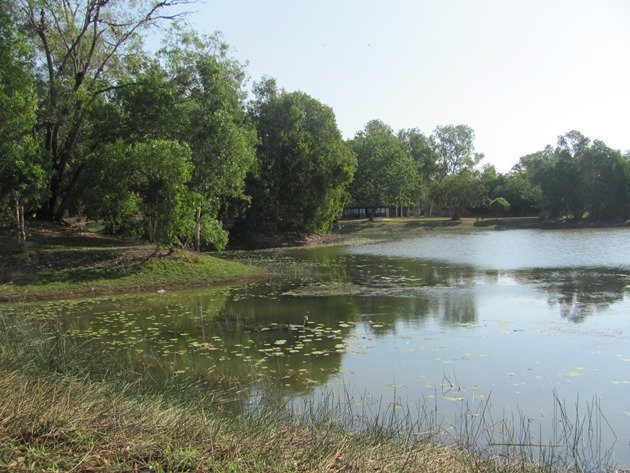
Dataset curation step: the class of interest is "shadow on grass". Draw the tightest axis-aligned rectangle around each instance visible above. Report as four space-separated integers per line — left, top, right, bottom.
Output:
11 259 146 287
403 220 461 229
336 218 462 234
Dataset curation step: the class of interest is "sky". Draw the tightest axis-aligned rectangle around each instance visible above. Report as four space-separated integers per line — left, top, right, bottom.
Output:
163 0 630 172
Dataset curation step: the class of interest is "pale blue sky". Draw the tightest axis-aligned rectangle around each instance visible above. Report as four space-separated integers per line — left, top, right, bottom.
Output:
167 0 630 172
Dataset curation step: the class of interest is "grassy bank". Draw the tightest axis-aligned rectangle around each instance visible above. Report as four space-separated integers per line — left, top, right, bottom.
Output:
323 216 628 246
2 368 536 473
0 311 546 473
0 222 264 303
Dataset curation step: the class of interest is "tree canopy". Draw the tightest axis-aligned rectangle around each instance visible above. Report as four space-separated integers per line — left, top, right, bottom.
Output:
246 87 356 234
348 120 417 216
2 0 629 247
0 5 47 241
514 131 630 221
432 124 484 176
14 0 193 220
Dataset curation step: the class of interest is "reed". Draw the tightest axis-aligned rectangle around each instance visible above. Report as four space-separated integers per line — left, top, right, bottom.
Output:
0 307 618 472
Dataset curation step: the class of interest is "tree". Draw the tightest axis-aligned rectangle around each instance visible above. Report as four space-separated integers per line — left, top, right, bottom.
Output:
14 0 193 220
514 149 560 218
432 170 486 220
247 87 356 234
398 128 438 212
432 124 484 176
0 4 47 241
349 120 417 218
496 172 540 216
84 30 257 250
577 140 630 220
515 131 630 221
82 139 195 247
489 197 510 219
143 31 257 249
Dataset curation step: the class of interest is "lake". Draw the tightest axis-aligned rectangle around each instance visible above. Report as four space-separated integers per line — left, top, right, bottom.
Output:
8 228 630 469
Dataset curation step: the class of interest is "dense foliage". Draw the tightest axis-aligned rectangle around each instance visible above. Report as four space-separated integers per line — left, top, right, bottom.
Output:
246 83 356 234
1 0 628 246
348 120 418 217
0 5 47 241
514 131 630 221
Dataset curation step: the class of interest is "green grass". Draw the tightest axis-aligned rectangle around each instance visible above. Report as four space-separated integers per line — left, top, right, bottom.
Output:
1 252 262 302
335 215 626 240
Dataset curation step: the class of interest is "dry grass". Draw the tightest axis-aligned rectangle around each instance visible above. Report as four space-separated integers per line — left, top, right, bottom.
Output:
0 369 550 473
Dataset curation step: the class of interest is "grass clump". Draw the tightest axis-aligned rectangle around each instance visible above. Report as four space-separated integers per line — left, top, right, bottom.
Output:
0 368 551 472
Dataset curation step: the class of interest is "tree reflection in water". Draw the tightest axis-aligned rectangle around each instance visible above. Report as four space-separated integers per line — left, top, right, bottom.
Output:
518 268 630 322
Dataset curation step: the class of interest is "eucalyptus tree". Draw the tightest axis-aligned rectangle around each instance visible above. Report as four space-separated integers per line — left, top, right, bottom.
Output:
428 124 487 218
431 124 484 176
13 0 194 220
247 85 356 234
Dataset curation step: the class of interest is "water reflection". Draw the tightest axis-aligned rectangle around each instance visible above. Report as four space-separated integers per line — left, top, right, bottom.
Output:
439 290 478 326
267 244 629 324
518 268 630 322
5 228 629 466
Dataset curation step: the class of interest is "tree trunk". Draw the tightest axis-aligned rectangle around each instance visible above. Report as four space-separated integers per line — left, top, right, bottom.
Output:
368 207 375 221
195 207 202 252
14 192 26 243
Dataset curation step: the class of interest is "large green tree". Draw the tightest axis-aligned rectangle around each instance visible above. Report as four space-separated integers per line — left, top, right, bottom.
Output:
515 131 630 221
79 31 256 250
14 0 192 220
247 86 356 234
0 3 47 241
348 120 417 218
432 124 484 175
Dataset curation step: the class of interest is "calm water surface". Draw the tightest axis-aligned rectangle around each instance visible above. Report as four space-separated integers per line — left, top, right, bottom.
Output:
10 229 630 468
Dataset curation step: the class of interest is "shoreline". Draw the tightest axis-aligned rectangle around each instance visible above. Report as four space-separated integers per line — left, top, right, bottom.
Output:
2 217 627 304
0 222 266 304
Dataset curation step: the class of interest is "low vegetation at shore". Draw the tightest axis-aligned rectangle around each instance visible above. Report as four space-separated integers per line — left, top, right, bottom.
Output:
0 308 548 473
320 215 628 248
0 222 262 303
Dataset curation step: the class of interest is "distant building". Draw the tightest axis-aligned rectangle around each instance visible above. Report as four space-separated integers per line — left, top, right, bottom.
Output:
343 206 414 219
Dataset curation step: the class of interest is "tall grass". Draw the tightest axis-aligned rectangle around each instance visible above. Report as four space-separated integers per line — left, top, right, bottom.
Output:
0 308 618 472
286 382 617 473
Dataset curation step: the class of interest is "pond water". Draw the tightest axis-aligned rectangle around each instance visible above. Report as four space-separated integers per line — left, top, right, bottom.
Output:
7 228 630 469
